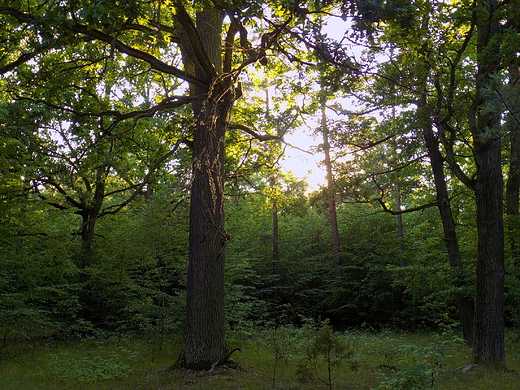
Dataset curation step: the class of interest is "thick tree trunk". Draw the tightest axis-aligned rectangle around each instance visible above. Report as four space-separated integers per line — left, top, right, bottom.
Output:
176 7 234 370
78 165 106 273
77 210 97 321
180 100 229 369
79 212 96 273
77 167 106 322
505 64 520 327
473 137 505 366
472 0 506 367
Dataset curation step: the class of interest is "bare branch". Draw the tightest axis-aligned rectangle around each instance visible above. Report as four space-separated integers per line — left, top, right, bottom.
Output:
376 197 438 215
347 135 394 152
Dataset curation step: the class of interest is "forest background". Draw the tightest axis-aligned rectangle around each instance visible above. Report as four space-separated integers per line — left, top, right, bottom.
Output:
1 0 519 380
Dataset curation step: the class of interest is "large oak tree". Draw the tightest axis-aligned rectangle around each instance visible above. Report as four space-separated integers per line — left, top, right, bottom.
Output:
0 0 310 369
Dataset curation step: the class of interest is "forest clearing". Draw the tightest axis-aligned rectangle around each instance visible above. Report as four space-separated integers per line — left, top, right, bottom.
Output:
1 0 520 387
2 328 520 389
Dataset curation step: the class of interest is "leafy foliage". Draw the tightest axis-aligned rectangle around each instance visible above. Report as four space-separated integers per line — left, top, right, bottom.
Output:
0 0 518 372
36 347 139 384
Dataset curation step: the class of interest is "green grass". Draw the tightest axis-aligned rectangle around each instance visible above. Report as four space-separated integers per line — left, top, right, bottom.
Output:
1 329 519 389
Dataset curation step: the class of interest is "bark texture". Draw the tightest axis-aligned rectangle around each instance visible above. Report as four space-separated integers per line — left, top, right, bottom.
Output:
472 0 506 367
180 99 229 369
176 7 235 370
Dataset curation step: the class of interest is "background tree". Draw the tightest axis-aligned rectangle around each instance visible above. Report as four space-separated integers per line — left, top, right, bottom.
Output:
340 0 515 366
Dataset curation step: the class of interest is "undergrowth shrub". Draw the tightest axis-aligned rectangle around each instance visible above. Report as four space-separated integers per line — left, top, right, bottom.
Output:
297 321 357 389
374 329 462 390
375 345 445 390
259 323 304 389
35 346 138 384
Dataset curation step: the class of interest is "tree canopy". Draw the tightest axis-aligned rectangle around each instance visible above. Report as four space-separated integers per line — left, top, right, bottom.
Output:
0 0 518 370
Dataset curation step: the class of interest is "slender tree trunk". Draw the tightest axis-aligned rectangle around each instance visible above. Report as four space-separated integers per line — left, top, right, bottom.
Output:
270 174 280 275
395 181 405 267
76 163 107 322
505 63 520 327
321 102 341 279
420 101 475 344
471 0 506 367
505 63 520 257
408 11 476 344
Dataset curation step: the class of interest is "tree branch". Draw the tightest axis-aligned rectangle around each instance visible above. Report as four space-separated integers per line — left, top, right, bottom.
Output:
347 135 394 152
0 50 39 75
100 140 184 216
0 7 33 23
34 178 82 209
173 3 217 80
14 95 196 123
68 23 208 88
376 197 438 215
229 124 283 142
0 6 208 87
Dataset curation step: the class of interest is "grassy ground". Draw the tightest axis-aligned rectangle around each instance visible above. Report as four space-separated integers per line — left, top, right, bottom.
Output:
1 328 519 389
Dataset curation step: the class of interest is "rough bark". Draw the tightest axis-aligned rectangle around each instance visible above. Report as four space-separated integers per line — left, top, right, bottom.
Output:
176 7 235 370
472 139 505 366
79 212 96 272
77 209 98 321
76 163 108 321
179 99 229 369
505 63 520 328
471 0 506 367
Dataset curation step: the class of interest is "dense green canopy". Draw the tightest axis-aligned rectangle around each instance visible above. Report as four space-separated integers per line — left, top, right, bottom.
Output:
0 0 518 369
